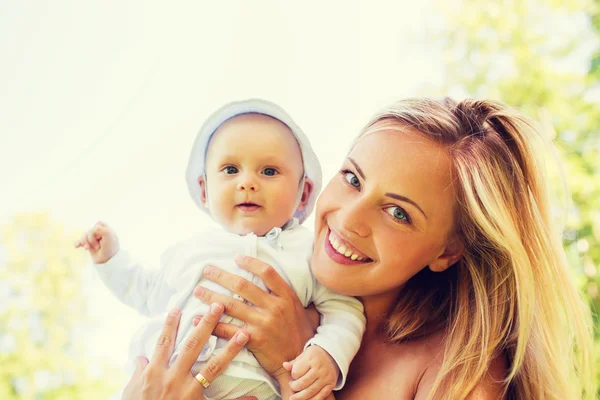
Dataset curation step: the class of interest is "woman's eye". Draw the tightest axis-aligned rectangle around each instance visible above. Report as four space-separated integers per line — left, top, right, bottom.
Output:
223 166 238 174
262 168 277 176
385 206 411 224
343 171 361 188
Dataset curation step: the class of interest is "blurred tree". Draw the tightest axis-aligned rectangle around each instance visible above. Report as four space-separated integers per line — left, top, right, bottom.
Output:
591 0 600 78
434 0 600 390
0 212 122 399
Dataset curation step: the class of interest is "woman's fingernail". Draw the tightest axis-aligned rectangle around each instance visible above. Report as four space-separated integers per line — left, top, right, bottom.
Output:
204 266 214 276
236 331 249 344
210 303 223 315
194 286 203 296
169 307 179 316
234 254 244 263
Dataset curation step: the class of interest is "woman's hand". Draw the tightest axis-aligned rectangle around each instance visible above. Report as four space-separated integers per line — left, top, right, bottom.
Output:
121 304 254 400
192 255 318 379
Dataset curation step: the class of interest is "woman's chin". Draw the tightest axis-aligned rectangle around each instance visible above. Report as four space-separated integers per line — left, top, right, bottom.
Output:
310 255 358 296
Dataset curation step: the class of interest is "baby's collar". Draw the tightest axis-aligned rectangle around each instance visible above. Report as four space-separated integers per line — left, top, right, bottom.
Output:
281 218 299 231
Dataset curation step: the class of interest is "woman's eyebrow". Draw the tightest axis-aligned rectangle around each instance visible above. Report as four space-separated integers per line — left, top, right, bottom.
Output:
385 192 427 219
348 157 366 179
348 157 427 219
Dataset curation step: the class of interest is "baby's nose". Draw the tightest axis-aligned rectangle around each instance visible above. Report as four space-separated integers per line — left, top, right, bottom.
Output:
237 177 258 191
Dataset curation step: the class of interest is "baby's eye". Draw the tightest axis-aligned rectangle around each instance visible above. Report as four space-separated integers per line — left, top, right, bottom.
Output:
262 168 278 176
223 166 238 174
342 171 361 188
384 206 411 224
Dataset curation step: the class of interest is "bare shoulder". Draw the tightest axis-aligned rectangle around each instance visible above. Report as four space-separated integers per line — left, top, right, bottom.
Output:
465 354 508 399
414 343 508 400
338 331 448 399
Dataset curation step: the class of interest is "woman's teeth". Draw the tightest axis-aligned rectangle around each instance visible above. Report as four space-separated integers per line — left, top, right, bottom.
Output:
328 232 365 261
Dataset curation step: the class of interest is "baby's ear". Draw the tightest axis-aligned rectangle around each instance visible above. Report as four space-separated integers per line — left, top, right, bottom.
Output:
296 178 314 212
197 176 208 207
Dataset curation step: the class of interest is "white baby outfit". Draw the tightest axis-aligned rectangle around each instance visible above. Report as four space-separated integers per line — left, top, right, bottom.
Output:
100 99 366 399
98 220 364 399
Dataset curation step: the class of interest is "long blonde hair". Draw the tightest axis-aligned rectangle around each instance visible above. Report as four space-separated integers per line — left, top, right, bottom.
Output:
363 98 595 399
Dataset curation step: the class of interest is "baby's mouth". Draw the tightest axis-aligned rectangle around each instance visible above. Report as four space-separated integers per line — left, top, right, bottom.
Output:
237 202 261 212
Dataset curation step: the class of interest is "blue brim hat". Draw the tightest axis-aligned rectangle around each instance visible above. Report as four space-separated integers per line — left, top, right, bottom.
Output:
185 98 322 224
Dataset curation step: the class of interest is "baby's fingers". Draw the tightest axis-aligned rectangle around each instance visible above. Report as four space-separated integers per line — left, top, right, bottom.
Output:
295 383 334 400
75 233 92 251
289 366 317 393
290 376 331 400
86 230 100 251
290 356 311 380
283 358 296 372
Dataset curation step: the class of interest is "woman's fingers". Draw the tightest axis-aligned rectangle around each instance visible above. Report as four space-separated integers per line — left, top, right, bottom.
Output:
192 317 241 341
202 265 271 307
151 307 181 367
194 283 258 318
195 330 249 385
234 255 293 298
172 303 224 372
121 356 149 400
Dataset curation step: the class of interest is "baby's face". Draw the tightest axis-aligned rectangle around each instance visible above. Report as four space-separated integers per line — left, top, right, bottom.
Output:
201 114 305 236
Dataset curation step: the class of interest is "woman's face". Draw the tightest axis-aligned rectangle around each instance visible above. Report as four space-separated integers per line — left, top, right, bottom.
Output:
312 122 460 298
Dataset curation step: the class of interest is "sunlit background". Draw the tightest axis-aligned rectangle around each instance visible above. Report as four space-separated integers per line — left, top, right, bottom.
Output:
2 1 599 398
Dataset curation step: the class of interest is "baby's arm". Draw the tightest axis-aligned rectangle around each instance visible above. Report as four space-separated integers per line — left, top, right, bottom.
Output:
283 345 338 400
75 221 175 316
74 221 119 264
288 281 365 398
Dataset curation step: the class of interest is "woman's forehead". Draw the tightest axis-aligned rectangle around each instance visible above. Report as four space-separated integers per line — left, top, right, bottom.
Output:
349 128 456 214
351 127 450 170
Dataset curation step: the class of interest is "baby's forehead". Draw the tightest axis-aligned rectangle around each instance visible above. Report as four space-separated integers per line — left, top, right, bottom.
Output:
214 113 292 136
207 113 302 157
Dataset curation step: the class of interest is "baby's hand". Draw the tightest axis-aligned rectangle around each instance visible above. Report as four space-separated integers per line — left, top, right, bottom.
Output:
283 345 338 400
74 221 119 264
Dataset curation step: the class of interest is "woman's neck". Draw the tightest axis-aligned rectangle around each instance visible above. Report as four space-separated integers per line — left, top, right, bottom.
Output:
360 288 402 339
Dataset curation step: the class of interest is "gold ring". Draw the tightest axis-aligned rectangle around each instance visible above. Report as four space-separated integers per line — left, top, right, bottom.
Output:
194 372 211 389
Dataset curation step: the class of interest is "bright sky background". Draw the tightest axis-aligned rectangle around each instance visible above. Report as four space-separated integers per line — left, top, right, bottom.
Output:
1 0 449 376
2 0 598 390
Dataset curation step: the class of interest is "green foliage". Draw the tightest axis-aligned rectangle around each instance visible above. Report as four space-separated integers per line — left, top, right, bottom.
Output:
435 0 600 392
0 213 123 399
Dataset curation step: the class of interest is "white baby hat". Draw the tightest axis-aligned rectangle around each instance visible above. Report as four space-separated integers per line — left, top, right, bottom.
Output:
185 98 322 224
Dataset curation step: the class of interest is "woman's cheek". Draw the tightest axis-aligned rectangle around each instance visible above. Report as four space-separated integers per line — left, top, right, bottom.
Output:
316 180 343 213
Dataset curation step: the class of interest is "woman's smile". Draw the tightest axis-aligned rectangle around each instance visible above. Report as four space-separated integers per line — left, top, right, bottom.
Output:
325 227 372 264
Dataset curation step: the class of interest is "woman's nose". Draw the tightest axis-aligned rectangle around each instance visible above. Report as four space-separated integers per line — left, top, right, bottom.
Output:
339 198 371 238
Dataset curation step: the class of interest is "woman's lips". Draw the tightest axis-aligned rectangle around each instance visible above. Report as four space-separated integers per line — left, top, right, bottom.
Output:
324 228 371 266
237 203 261 212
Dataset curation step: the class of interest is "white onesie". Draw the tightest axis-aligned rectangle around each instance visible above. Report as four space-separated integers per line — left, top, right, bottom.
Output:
96 220 365 399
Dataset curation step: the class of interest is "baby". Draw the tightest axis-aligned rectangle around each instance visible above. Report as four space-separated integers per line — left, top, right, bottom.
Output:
76 99 365 400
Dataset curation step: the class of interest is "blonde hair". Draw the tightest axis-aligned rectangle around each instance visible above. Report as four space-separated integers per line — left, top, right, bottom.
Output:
361 98 595 399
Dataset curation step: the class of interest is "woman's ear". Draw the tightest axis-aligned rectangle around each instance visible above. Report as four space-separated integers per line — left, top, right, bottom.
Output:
197 176 208 207
295 178 314 212
429 238 463 273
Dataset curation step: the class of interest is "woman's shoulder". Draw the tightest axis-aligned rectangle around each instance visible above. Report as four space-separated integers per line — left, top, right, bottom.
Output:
413 332 508 400
338 331 447 399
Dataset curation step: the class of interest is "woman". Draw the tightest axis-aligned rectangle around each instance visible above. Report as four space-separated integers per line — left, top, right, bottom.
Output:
124 98 595 399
